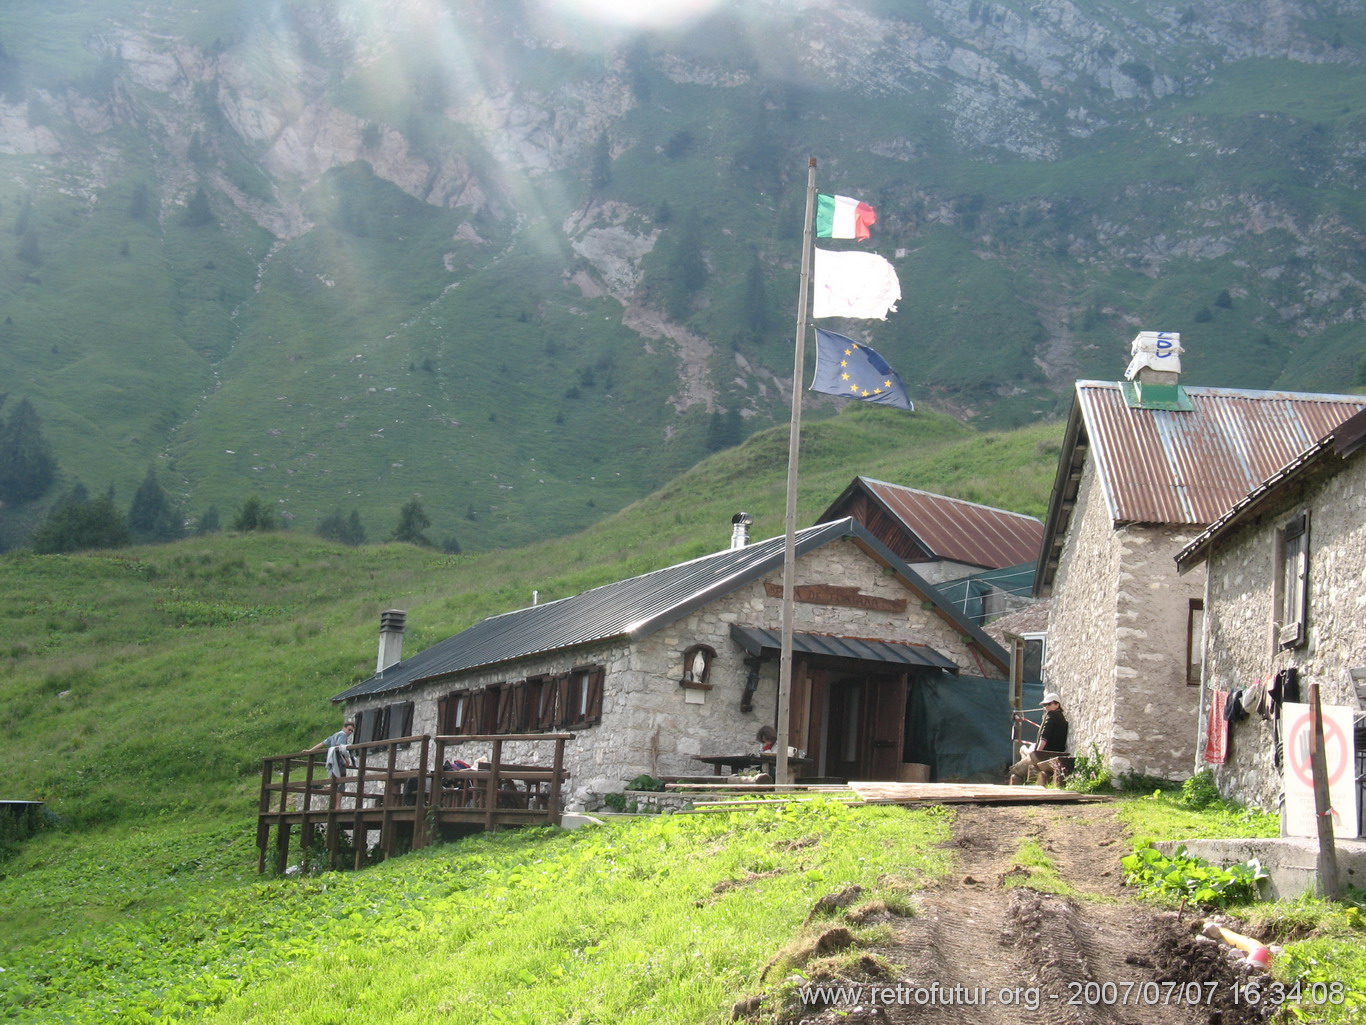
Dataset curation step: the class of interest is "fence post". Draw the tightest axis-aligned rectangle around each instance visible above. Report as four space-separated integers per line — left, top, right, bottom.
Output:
485 739 503 830
548 737 567 823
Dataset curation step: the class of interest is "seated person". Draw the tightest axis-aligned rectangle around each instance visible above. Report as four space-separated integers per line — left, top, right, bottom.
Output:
1008 693 1069 785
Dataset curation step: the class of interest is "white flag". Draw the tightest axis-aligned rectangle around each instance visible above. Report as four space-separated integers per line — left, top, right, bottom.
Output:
812 249 901 320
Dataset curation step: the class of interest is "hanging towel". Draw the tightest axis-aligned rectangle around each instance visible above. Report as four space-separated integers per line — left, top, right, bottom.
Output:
1203 690 1229 764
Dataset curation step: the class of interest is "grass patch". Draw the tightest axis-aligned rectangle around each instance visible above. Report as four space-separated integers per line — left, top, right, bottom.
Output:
1001 836 1081 897
0 800 953 1025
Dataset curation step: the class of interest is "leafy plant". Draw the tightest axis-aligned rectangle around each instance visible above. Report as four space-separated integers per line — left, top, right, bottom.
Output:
1063 745 1112 793
1180 769 1221 810
1121 842 1267 907
625 774 665 792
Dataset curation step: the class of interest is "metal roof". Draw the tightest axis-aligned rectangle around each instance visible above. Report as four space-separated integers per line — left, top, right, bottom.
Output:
729 624 961 671
1034 382 1366 593
1079 382 1365 525
818 476 1044 569
334 517 1008 702
1177 405 1366 569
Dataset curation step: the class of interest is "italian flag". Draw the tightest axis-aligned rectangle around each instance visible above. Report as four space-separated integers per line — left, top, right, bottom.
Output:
816 193 876 240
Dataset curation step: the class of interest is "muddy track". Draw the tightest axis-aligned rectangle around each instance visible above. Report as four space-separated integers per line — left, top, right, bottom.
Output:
779 804 1271 1025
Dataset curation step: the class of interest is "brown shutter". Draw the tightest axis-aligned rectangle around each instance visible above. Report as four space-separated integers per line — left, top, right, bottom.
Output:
495 684 515 734
554 674 571 728
352 710 366 743
436 694 451 736
508 681 527 731
539 676 562 730
585 666 605 724
461 690 482 736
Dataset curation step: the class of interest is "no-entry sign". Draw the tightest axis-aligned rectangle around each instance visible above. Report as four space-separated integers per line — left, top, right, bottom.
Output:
1282 703 1359 838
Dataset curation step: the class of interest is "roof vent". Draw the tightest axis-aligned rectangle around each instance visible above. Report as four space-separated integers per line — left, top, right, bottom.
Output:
377 609 406 673
730 512 753 549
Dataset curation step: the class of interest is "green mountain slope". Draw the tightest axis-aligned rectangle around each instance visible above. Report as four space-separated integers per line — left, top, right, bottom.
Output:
2 0 1365 551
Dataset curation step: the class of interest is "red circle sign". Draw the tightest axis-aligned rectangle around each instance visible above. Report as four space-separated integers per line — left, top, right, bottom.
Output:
1287 710 1349 789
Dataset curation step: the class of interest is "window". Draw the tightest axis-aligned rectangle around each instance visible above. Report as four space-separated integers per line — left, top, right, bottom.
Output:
559 666 605 729
1276 512 1309 649
1186 599 1204 686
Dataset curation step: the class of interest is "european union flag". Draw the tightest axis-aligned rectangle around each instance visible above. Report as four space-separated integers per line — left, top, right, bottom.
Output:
810 329 913 411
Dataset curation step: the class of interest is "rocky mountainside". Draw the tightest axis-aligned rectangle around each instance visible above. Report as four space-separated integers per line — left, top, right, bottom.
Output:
2 0 1365 550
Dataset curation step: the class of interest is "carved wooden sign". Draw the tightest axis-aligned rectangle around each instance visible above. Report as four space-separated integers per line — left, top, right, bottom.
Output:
764 581 906 613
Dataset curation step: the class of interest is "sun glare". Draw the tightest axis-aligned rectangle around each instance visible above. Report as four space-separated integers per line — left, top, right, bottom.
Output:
543 0 724 30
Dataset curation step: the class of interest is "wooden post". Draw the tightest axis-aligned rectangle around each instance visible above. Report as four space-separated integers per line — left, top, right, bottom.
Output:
299 755 317 872
1308 683 1341 899
485 739 503 831
413 735 431 849
352 749 368 870
256 757 274 873
547 736 566 823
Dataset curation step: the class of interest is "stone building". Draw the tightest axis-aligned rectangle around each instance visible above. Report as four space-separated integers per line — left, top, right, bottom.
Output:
1175 407 1366 821
1033 369 1364 781
333 517 1009 807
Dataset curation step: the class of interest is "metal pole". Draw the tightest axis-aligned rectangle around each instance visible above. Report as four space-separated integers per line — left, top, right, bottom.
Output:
777 158 819 786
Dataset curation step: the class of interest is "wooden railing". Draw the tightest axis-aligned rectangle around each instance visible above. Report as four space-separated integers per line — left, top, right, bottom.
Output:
256 733 572 873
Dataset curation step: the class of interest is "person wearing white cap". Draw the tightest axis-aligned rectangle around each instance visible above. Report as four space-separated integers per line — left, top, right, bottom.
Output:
1008 692 1069 785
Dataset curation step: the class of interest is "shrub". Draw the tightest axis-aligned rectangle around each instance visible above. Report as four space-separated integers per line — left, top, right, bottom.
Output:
1180 769 1221 810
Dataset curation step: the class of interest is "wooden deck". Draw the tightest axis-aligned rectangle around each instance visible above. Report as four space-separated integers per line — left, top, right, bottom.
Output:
255 733 571 873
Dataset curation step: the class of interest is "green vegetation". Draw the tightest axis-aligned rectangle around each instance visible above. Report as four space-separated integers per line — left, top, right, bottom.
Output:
1121 843 1268 907
1 801 952 1025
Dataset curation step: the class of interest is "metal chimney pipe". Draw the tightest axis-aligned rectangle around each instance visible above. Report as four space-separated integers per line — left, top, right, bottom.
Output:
377 609 406 673
730 512 753 549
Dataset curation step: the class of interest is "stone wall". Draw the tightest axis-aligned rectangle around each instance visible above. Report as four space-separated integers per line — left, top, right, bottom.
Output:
1044 460 1204 780
347 537 990 810
1043 463 1121 766
1201 453 1366 813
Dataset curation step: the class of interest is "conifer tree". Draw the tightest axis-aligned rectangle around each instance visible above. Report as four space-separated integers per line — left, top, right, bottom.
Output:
31 483 131 554
232 495 276 531
127 466 184 543
0 397 58 505
195 505 221 535
391 499 433 547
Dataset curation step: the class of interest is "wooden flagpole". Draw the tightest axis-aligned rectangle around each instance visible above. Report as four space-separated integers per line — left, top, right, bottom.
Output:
776 157 819 786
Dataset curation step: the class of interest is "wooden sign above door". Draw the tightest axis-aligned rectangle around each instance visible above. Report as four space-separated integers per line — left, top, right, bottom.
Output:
764 582 907 613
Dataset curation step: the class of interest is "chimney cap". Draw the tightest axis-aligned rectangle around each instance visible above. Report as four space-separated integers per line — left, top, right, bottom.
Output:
732 512 753 525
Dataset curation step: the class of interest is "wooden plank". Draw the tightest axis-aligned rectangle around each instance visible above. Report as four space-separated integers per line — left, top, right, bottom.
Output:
846 781 1113 804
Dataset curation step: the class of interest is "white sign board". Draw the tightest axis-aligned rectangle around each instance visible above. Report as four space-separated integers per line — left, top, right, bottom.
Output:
1281 703 1359 838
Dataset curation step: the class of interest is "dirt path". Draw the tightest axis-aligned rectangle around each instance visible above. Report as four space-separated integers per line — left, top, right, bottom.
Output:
779 803 1271 1025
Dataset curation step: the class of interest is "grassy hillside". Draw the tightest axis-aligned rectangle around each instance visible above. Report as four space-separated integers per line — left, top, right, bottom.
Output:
2 406 1058 828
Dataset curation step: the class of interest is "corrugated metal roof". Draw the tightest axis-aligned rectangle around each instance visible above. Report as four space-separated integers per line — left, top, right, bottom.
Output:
1177 405 1366 568
1077 382 1366 525
729 624 961 671
820 477 1044 569
334 518 1009 702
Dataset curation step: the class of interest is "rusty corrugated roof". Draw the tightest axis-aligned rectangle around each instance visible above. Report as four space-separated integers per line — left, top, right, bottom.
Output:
819 477 1043 569
1078 382 1366 524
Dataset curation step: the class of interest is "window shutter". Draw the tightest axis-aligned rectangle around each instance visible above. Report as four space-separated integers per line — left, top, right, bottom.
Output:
436 694 451 736
585 666 605 724
461 690 482 736
539 676 563 730
352 710 366 744
508 680 527 732
386 701 413 740
555 674 571 728
495 684 517 734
